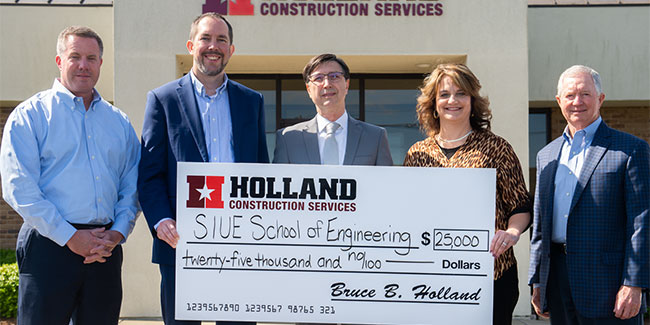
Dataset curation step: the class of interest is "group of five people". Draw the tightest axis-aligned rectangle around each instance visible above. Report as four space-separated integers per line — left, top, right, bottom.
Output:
1 11 647 325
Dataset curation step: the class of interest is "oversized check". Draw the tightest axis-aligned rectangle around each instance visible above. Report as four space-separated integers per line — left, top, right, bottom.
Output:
176 162 496 324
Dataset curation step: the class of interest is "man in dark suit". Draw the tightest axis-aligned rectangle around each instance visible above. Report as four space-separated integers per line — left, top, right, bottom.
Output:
138 13 268 325
529 65 649 324
273 54 393 166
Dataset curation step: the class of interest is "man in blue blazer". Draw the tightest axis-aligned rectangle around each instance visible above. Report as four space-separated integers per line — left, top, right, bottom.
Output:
138 13 268 325
529 65 649 324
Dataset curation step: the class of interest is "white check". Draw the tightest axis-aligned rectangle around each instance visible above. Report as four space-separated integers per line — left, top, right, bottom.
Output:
176 162 495 324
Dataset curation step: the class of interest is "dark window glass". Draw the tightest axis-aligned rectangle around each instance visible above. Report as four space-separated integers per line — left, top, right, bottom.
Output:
345 79 360 119
528 109 550 194
281 78 313 126
365 79 425 165
529 113 548 166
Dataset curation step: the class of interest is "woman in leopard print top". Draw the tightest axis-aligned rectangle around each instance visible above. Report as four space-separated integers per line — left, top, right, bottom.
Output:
404 63 531 325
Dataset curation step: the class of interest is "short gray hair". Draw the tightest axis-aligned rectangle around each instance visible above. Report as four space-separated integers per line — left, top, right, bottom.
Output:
556 65 602 96
56 26 104 58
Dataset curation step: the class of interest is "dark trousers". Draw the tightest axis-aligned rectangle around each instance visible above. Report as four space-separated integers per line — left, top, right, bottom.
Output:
159 264 255 325
16 225 123 325
547 244 643 325
493 264 519 325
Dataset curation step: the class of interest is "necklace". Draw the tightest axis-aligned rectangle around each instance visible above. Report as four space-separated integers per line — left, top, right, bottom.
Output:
436 130 473 144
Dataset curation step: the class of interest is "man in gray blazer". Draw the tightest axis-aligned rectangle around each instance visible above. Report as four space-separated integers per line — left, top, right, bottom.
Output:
273 54 393 166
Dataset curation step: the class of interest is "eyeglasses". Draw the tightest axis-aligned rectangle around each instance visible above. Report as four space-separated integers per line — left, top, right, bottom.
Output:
308 71 345 85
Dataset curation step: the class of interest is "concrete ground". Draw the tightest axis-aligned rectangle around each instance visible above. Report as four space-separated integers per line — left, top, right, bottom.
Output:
118 317 551 324
512 318 550 324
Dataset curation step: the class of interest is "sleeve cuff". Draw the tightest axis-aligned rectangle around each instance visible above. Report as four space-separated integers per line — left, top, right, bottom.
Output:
154 217 173 231
111 214 137 244
50 221 78 247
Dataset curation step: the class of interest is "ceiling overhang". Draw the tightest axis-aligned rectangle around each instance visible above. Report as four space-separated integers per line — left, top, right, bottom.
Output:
176 54 467 77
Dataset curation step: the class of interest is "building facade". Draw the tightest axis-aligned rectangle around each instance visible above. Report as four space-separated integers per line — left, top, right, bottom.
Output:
1 0 648 318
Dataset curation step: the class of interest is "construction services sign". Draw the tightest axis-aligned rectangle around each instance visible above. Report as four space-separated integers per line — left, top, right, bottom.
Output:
176 162 495 324
203 0 444 17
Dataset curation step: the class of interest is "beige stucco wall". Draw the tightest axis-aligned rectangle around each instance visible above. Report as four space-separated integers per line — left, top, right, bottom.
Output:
114 0 531 317
528 5 650 103
2 1 648 320
0 5 114 102
115 0 530 155
0 0 532 319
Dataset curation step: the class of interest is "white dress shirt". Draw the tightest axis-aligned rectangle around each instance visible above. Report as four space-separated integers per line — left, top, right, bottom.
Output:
316 111 348 165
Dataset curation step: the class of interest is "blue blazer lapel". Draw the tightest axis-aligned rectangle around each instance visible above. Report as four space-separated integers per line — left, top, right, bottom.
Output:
176 74 208 162
344 116 362 165
302 117 320 164
540 137 564 225
227 80 243 162
569 122 611 214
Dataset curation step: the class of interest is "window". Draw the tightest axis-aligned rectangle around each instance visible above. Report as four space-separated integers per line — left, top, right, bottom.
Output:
528 108 551 193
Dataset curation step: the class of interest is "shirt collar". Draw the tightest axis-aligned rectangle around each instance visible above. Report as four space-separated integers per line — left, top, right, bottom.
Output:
52 78 102 111
189 70 229 98
562 116 602 144
316 110 348 135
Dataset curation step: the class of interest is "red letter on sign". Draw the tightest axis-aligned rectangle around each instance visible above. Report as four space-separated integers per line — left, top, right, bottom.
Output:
205 176 225 208
186 175 205 208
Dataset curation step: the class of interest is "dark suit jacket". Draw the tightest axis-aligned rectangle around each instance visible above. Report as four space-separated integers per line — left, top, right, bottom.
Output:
272 115 393 166
138 74 269 265
529 121 649 318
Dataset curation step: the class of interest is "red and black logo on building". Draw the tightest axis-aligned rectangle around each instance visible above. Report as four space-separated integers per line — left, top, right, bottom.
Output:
203 0 254 16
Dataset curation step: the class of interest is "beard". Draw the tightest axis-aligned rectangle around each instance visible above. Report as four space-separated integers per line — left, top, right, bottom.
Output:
195 50 228 77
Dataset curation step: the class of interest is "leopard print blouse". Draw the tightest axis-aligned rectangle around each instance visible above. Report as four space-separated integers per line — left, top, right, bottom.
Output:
403 130 531 280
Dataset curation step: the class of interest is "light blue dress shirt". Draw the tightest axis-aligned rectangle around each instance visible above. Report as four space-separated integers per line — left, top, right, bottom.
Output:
189 71 234 163
0 79 141 246
552 117 602 243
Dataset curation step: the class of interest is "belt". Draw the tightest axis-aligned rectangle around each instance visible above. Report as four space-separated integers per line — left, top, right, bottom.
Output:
551 242 567 255
71 222 113 230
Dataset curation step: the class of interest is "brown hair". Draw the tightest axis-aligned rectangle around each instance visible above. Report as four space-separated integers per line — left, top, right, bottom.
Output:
302 54 350 83
190 12 233 44
56 26 103 58
416 63 491 137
